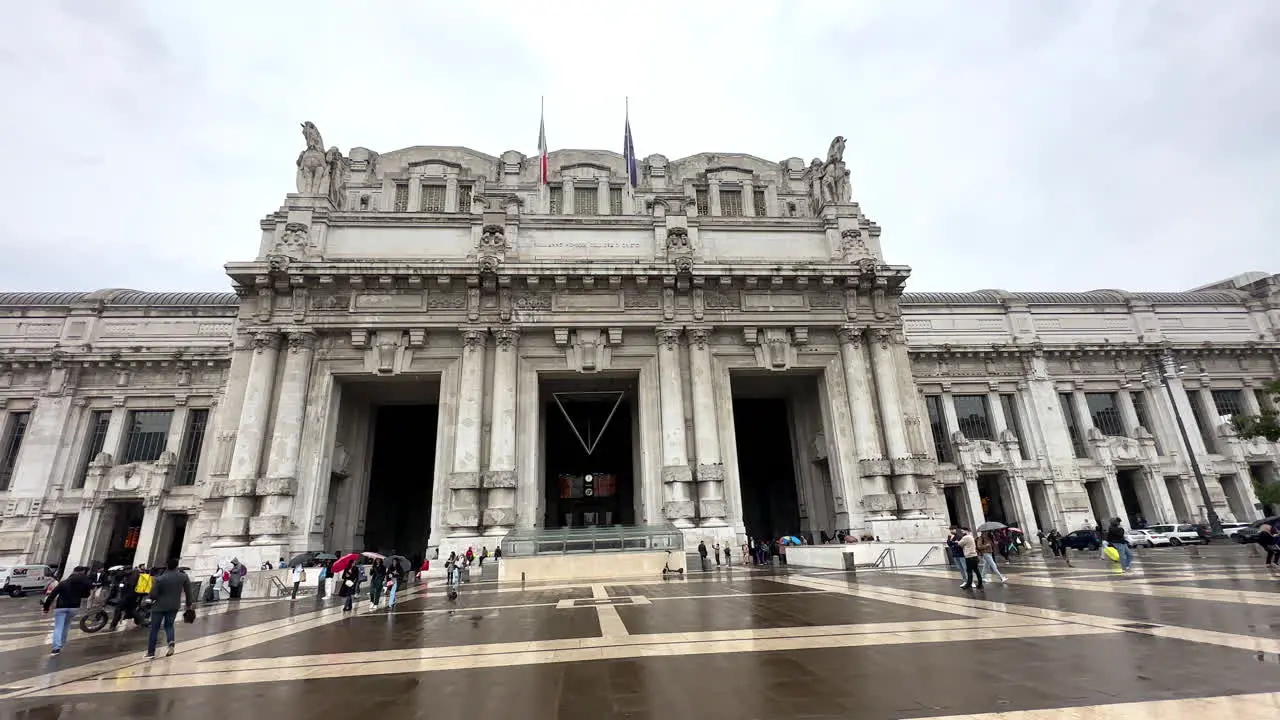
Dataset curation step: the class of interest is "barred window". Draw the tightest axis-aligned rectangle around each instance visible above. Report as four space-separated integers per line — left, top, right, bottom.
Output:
609 187 623 215
953 394 993 441
1059 393 1087 458
393 183 409 212
1188 390 1217 449
74 410 112 489
924 395 951 462
175 409 209 486
1130 390 1162 454
720 189 743 217
120 410 173 465
549 186 563 214
0 412 31 491
1211 389 1243 419
753 189 766 216
695 188 709 215
420 184 445 212
1085 392 1125 437
457 184 472 212
999 393 1029 459
574 187 597 215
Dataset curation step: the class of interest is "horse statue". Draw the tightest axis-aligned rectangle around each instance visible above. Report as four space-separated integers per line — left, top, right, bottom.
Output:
296 121 329 194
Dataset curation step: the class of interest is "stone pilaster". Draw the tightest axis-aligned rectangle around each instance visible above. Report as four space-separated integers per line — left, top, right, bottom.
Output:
687 327 725 525
656 327 694 526
213 330 281 546
837 326 892 518
870 328 927 517
482 326 519 533
447 328 487 532
251 330 316 544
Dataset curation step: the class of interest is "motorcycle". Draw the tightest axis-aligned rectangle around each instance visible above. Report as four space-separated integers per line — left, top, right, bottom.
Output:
79 596 153 634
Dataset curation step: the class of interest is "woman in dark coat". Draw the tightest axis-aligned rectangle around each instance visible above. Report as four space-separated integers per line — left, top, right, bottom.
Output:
338 563 360 613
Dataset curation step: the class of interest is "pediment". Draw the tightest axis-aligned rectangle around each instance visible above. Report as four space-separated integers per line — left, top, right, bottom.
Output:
374 146 500 181
668 152 782 184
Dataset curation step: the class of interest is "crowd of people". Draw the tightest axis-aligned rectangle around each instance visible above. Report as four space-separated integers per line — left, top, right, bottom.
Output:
42 558 194 657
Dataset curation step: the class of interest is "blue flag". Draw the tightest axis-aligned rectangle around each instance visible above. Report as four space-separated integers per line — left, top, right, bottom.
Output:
623 108 638 188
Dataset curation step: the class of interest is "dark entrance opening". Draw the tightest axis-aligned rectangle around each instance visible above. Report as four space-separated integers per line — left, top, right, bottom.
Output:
104 501 145 569
164 514 188 564
943 485 965 528
363 404 438 560
1116 469 1147 527
732 398 801 541
544 392 634 528
976 473 1013 526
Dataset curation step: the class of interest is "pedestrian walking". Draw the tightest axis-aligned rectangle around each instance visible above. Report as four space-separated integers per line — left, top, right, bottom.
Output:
42 566 91 655
1105 518 1133 572
316 562 328 599
227 559 246 600
145 558 194 659
697 541 708 570
290 564 306 600
368 559 387 609
1259 524 1279 569
946 529 967 581
724 545 731 566
714 543 722 567
958 529 983 590
339 563 360 612
976 532 1007 583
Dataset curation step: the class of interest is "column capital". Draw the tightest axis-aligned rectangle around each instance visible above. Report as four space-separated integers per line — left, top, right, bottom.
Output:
837 324 867 347
460 326 488 350
686 326 712 350
249 329 282 353
285 329 318 353
656 326 683 351
491 325 520 351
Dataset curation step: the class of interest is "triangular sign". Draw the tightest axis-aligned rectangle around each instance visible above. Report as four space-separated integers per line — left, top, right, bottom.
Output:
552 391 624 456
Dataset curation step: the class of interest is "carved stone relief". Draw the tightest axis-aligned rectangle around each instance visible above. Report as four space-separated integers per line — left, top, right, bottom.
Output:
665 226 693 273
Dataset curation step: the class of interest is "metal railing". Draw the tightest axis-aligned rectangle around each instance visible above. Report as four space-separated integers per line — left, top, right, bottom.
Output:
500 524 684 557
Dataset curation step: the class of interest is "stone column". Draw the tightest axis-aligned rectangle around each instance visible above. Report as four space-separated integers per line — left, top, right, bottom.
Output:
1193 388 1224 454
562 178 576 215
1117 390 1141 436
708 179 722 216
132 501 163 567
445 176 459 212
656 327 694 528
483 327 519 534
215 330 281 546
687 328 726 526
252 330 316 545
836 326 892 518
446 328 487 534
870 329 925 516
743 180 756 216
596 177 610 215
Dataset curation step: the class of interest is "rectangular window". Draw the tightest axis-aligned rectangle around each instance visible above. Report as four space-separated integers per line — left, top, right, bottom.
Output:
0 412 32 491
74 410 112 489
175 409 209 486
953 394 993 441
549 186 563 214
457 184 472 212
1210 389 1243 419
1187 390 1217 450
720 189 743 217
999 393 1029 459
1130 391 1161 453
695 188 709 215
1059 393 1087 458
609 187 623 215
420 184 445 212
120 410 173 465
393 183 409 212
753 189 767 216
924 395 951 462
1085 392 1125 437
574 187 597 215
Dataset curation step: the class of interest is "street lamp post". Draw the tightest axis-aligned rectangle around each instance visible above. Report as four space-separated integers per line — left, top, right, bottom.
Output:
1146 352 1223 536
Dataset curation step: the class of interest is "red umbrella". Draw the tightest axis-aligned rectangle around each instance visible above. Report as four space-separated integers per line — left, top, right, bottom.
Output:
330 553 361 573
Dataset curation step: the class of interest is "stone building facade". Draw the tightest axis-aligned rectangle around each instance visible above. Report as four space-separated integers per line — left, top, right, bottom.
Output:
0 125 1277 572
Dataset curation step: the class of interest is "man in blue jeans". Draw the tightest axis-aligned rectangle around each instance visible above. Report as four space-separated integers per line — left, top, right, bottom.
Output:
146 558 193 659
42 566 92 655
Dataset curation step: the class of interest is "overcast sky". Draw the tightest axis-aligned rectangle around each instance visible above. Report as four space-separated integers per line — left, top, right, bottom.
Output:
2 1 1277 294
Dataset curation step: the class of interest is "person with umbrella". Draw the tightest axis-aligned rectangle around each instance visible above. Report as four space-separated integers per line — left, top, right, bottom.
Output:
367 558 387 610
384 556 409 609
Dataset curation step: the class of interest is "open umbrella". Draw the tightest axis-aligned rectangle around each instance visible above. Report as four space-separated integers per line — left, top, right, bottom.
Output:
387 555 411 572
780 536 802 545
361 551 385 560
976 521 1007 532
287 552 316 567
330 553 362 574
314 552 338 561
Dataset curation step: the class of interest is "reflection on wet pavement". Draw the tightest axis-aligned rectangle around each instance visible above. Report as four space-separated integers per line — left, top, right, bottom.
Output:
1 547 1278 718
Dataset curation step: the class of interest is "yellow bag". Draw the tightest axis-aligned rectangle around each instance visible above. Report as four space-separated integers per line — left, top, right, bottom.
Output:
1103 545 1120 562
135 573 153 595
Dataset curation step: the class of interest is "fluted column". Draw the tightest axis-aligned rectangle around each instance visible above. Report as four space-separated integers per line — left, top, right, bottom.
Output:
687 328 725 526
214 330 281 545
870 328 926 516
837 326 892 518
446 328 487 534
656 327 694 527
252 330 315 545
482 326 519 534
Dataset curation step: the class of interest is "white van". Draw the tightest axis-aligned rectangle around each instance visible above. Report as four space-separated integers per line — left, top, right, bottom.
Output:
0 565 56 597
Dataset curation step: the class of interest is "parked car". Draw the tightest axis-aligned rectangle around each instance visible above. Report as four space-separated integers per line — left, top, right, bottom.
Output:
0 565 56 597
1125 529 1170 548
1146 523 1209 546
1220 522 1251 539
1234 516 1280 544
1060 530 1100 551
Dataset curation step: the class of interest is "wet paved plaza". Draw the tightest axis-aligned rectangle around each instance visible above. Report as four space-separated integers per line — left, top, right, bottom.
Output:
1 546 1279 718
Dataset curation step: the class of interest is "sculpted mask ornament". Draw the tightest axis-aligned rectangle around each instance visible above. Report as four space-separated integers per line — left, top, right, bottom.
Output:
250 331 280 354
656 327 681 351
461 328 487 351
665 226 693 273
841 228 872 261
478 224 507 273
492 326 519 351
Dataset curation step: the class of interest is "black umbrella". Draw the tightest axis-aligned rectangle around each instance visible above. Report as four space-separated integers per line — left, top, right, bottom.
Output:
314 553 338 561
287 552 317 566
387 555 411 572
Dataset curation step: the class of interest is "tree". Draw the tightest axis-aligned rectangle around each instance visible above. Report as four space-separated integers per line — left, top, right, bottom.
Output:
1232 379 1280 442
1254 480 1280 509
